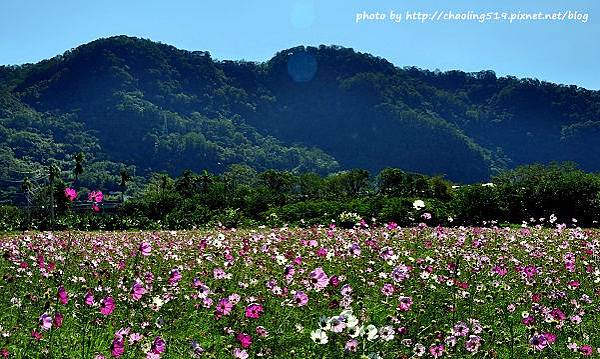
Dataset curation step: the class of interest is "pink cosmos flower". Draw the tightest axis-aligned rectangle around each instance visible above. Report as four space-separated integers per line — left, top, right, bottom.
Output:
465 335 481 352
233 348 248 359
39 313 52 330
131 280 147 301
64 187 77 201
381 283 395 296
100 296 115 316
255 326 269 337
215 298 233 318
452 322 469 337
429 344 445 358
398 296 413 311
57 286 68 305
140 241 152 256
129 333 143 345
530 334 548 351
544 332 557 345
245 303 264 319
31 330 42 341
293 291 309 306
168 269 182 286
580 345 593 356
345 339 359 352
84 291 95 306
309 267 329 290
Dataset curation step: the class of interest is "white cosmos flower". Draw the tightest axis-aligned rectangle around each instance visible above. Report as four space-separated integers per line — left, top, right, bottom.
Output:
345 313 359 329
365 324 379 341
310 329 328 344
348 325 363 338
318 316 331 331
379 326 395 341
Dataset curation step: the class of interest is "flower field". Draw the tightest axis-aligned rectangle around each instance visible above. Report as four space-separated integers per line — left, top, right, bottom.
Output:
1 224 599 358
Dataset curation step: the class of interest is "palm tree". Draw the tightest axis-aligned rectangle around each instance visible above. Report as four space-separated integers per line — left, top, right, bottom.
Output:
119 168 130 202
20 177 33 228
48 164 61 229
73 152 85 184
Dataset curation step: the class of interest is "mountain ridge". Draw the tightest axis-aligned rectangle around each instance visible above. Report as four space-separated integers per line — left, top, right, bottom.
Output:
1 35 599 196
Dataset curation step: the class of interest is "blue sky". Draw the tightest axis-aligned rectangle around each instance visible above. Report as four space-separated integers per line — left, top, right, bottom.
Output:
0 0 598 89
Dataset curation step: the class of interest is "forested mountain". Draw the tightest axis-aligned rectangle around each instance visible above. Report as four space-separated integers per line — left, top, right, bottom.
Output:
1 35 599 198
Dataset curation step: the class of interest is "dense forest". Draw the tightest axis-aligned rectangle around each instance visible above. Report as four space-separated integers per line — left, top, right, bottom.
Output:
1 35 600 205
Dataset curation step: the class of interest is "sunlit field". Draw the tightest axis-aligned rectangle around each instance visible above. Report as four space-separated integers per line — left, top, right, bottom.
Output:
0 223 598 358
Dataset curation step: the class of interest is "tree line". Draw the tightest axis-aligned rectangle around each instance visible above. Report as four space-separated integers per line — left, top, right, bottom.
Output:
1 162 599 231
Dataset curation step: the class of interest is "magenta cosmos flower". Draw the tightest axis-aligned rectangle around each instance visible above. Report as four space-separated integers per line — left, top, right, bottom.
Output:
111 337 125 357
151 336 166 354
88 190 104 203
53 312 64 328
100 296 115 316
245 303 264 319
236 333 252 348
57 286 69 305
64 187 77 201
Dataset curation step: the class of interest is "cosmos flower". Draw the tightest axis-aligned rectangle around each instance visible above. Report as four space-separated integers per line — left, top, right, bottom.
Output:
429 344 445 358
398 296 413 312
168 269 182 286
88 190 104 203
84 291 95 306
151 337 166 354
310 329 328 344
216 298 233 318
345 339 358 352
236 333 252 348
309 267 329 290
139 241 152 256
64 188 77 201
245 303 264 319
111 336 125 357
39 313 52 330
530 334 548 351
53 312 64 328
131 280 147 301
100 297 115 316
233 348 249 359
57 286 69 305
293 291 309 306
